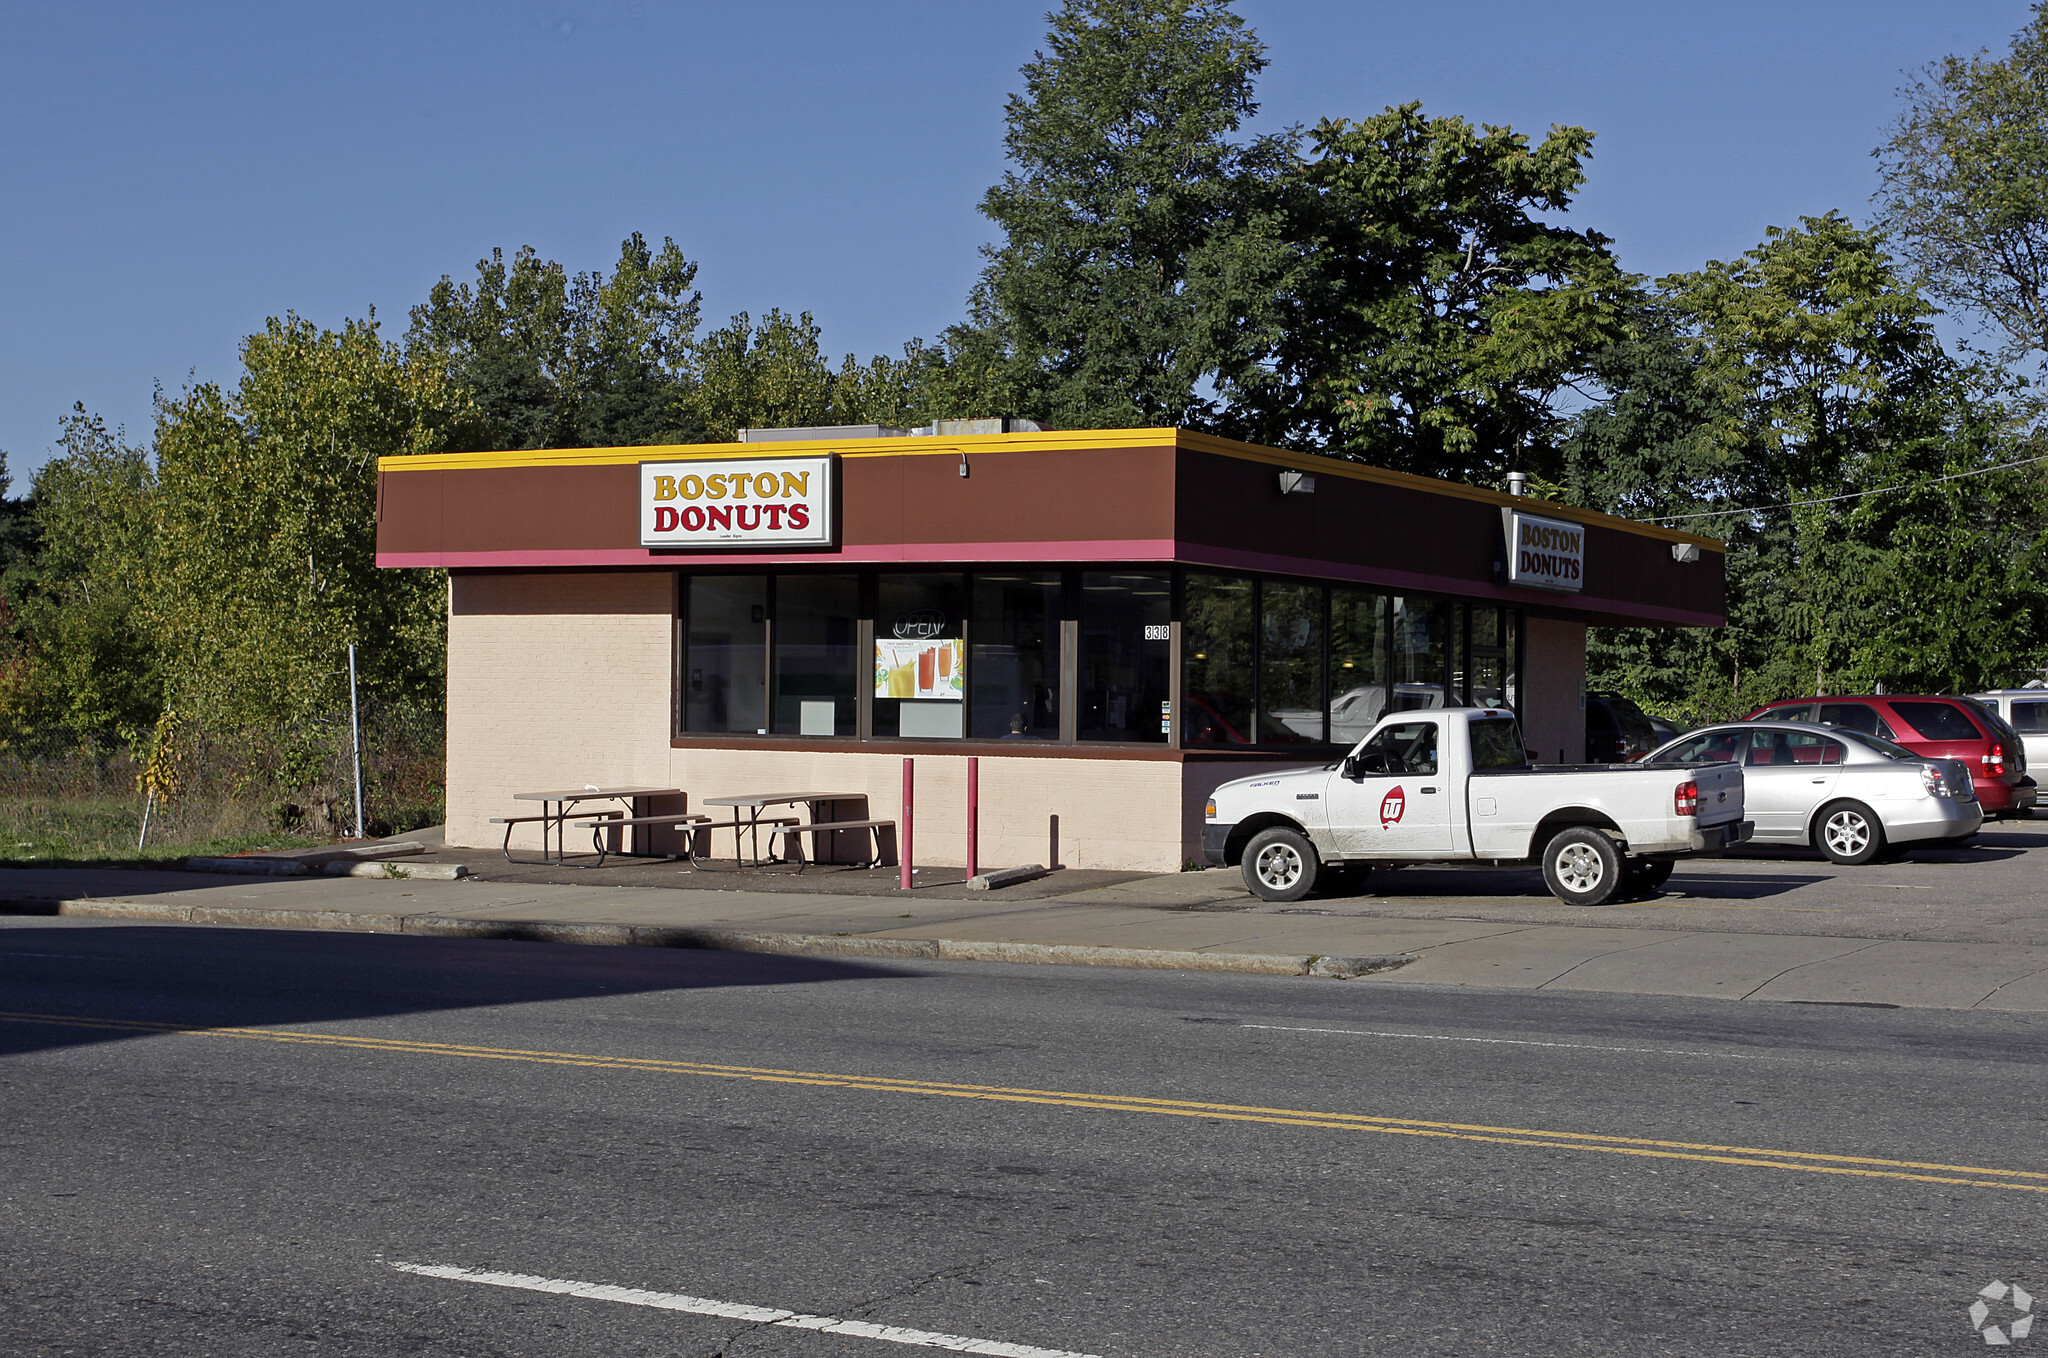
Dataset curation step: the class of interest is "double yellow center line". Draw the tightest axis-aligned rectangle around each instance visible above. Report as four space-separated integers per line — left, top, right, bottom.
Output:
7 1008 2045 1195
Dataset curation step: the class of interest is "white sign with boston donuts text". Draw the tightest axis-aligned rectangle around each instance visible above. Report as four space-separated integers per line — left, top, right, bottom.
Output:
1504 510 1585 592
640 456 835 549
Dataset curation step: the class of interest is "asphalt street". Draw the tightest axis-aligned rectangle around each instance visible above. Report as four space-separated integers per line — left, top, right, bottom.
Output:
3 915 2045 1356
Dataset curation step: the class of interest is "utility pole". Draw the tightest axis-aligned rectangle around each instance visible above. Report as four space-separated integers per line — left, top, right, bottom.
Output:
348 644 366 839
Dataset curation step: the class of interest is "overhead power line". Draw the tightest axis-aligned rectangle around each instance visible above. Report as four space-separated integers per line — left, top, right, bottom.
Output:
1646 450 2048 524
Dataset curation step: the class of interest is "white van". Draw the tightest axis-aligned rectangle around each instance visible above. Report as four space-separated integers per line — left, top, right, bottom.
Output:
1969 689 2048 777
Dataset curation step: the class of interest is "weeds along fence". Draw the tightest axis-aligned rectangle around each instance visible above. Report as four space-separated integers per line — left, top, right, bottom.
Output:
0 700 446 861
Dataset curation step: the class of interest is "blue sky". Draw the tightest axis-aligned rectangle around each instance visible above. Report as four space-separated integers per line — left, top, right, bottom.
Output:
0 1 2031 479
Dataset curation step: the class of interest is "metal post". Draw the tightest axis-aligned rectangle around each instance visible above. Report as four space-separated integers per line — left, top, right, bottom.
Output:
900 758 914 890
138 789 155 850
966 756 979 880
348 644 366 840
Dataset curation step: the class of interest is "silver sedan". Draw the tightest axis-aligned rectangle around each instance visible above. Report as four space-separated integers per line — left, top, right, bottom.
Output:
1644 721 1980 864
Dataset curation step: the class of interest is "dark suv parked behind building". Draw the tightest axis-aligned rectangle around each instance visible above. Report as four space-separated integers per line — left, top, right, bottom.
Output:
1585 692 1659 764
1746 695 2037 817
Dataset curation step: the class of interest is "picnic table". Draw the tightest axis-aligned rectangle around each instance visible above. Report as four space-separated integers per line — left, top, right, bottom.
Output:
697 792 884 870
493 786 685 866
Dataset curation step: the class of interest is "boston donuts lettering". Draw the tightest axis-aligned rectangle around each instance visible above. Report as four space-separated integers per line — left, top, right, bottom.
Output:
1503 510 1586 594
639 456 835 548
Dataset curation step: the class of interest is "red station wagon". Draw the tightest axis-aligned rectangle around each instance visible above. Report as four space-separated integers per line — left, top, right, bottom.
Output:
1745 695 2038 817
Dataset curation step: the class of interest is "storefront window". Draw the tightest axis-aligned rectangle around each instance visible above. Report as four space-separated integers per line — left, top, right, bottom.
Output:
1183 573 1256 745
1330 587 1389 746
1468 605 1508 710
1079 572 1170 742
970 573 1061 739
875 573 966 739
1392 596 1447 711
772 574 858 736
683 575 767 734
1259 581 1324 744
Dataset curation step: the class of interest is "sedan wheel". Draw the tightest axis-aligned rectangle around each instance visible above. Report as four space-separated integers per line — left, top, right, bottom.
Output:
1815 800 1886 866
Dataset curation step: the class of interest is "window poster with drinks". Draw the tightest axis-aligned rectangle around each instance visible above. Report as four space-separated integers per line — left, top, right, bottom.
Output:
875 638 963 700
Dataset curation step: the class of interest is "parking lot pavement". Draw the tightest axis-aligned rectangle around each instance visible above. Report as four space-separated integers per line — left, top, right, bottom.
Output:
1216 824 2048 946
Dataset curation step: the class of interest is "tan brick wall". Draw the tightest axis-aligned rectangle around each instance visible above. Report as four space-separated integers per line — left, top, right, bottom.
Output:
664 746 1187 872
446 571 676 851
1521 615 1587 764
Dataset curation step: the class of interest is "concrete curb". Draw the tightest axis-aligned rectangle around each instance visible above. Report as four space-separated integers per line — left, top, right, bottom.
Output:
0 897 1415 979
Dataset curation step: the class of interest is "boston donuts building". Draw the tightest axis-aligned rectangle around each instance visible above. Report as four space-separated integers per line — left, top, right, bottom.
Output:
375 424 1725 872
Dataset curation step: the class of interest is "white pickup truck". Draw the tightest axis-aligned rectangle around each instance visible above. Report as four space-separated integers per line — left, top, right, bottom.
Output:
1203 708 1750 906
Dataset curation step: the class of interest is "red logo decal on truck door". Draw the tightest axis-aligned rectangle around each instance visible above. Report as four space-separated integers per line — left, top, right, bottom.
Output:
1380 786 1406 826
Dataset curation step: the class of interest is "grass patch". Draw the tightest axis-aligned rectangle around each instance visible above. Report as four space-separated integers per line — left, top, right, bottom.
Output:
0 703 444 870
0 794 325 869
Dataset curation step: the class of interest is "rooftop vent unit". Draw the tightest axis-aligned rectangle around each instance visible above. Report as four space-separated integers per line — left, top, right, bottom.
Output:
911 417 1044 436
737 424 908 442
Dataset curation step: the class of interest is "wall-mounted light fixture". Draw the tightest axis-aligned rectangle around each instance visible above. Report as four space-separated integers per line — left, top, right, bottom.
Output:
1671 542 1701 563
1277 470 1316 495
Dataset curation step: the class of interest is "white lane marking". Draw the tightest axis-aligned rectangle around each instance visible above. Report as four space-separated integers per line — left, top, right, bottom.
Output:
1242 1023 1773 1060
390 1262 1100 1357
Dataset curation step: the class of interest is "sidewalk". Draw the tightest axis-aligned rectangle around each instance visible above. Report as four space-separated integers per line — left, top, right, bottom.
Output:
4 847 2048 1012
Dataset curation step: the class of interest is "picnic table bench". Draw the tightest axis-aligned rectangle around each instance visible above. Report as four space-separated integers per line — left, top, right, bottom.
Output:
569 811 711 867
492 786 684 865
769 818 896 871
699 793 892 871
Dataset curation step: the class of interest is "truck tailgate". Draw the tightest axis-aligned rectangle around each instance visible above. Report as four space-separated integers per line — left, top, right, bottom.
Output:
1690 762 1743 826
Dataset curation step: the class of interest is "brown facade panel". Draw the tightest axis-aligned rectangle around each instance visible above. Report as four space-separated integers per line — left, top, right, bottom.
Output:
379 434 1723 626
380 463 638 554
1174 448 1496 584
876 444 1178 545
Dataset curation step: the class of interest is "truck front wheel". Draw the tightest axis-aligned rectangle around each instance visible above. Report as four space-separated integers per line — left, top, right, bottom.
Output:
1243 826 1319 903
1541 827 1624 906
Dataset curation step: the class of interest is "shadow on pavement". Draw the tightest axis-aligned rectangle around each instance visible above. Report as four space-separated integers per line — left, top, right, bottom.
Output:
1322 865 1830 902
0 922 908 1059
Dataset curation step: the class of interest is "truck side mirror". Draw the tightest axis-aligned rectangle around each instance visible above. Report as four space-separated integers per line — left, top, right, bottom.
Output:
1346 751 1388 778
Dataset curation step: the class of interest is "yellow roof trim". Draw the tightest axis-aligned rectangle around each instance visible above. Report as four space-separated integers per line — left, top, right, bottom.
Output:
376 426 1171 472
379 426 1722 551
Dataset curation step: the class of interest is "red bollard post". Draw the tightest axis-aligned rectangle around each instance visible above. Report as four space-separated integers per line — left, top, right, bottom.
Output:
900 757 914 890
966 756 979 881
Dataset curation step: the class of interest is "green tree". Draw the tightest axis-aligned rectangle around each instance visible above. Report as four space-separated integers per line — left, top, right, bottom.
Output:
1583 215 2048 718
1232 103 1636 482
973 0 1300 429
1874 3 2048 366
685 309 838 442
407 233 703 449
0 408 160 745
148 315 472 731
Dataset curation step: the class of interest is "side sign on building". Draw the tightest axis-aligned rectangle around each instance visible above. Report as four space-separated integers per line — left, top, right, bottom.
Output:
1502 509 1584 592
640 455 835 549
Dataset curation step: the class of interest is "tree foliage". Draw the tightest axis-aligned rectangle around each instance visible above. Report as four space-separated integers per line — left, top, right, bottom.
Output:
147 315 471 730
1232 104 1637 482
1874 3 2048 366
973 0 1299 430
405 233 703 449
1582 217 2048 719
0 410 160 745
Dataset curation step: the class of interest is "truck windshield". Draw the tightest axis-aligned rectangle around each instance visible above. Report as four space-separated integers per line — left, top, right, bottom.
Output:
1469 718 1528 770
